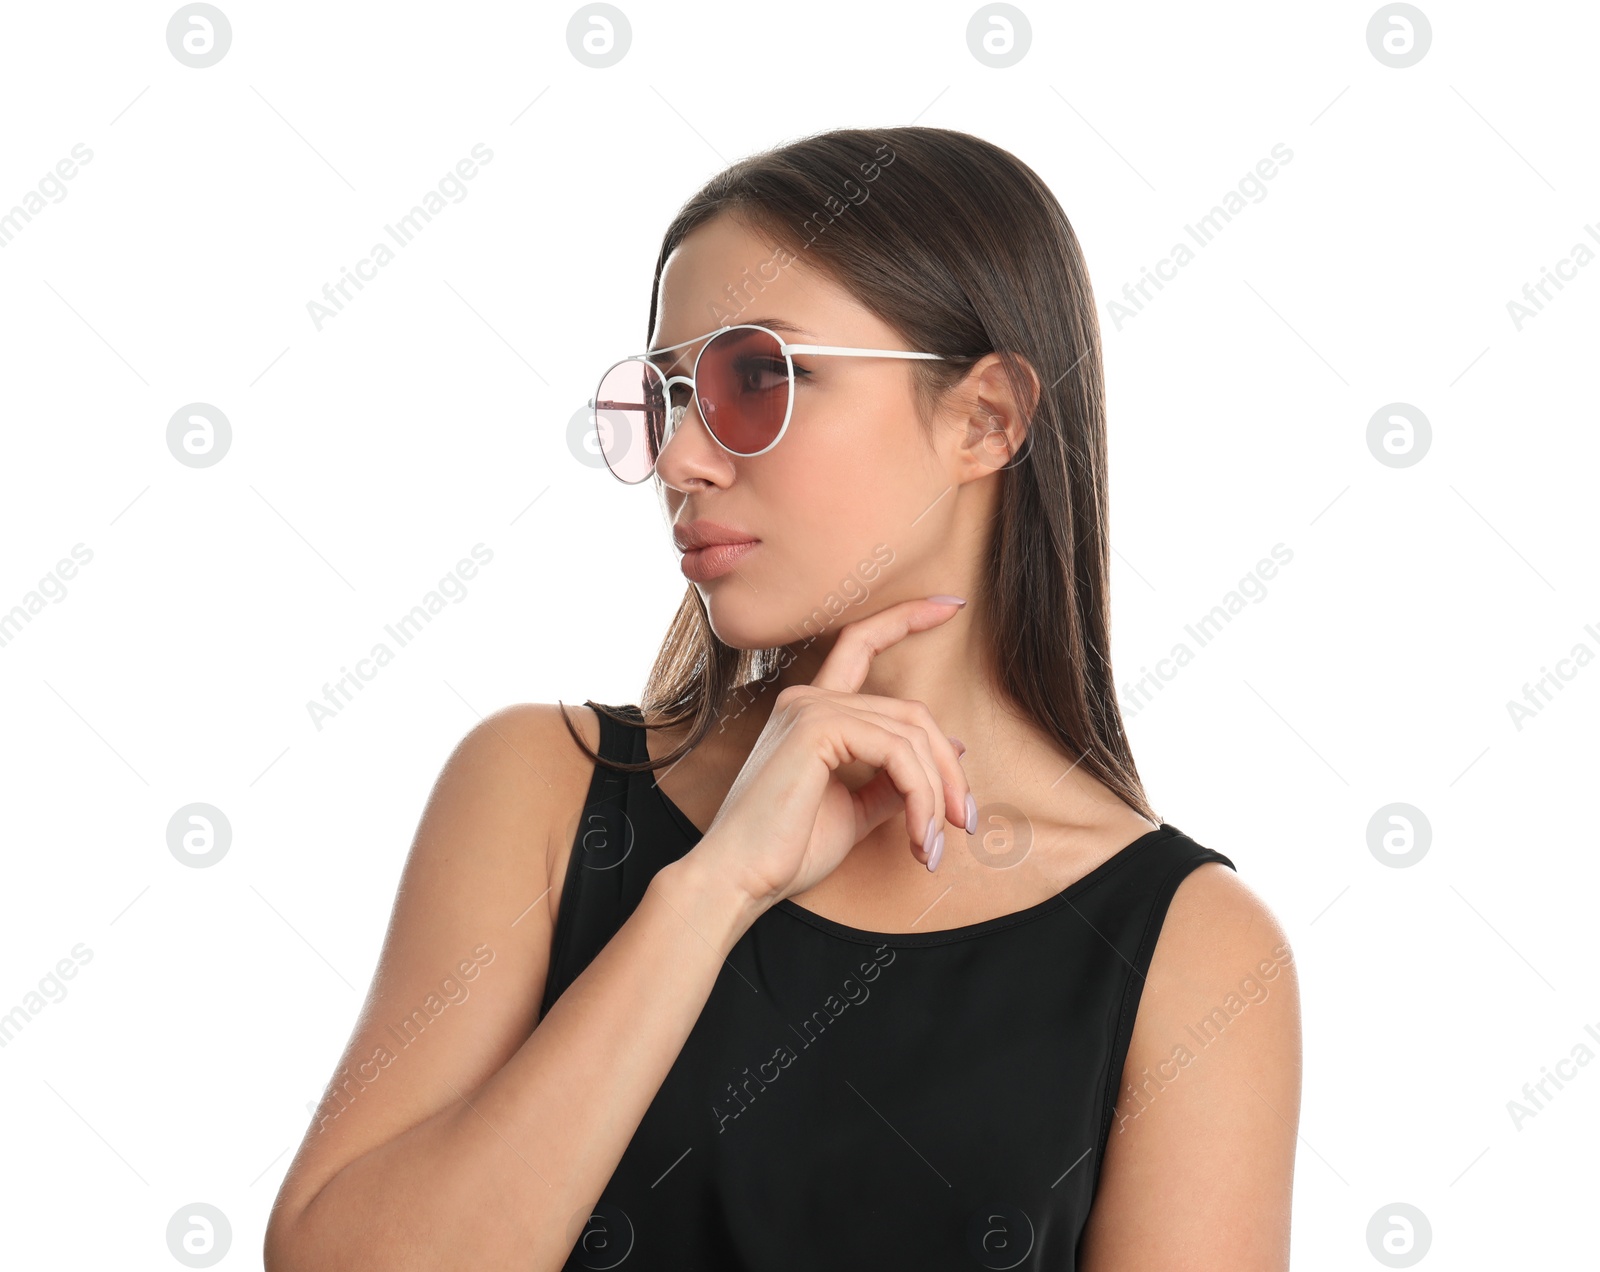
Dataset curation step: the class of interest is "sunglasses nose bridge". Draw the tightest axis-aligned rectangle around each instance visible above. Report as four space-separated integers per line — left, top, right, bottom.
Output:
656 371 721 469
662 373 696 433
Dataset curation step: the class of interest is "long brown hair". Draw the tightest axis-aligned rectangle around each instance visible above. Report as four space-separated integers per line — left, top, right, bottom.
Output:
560 124 1154 823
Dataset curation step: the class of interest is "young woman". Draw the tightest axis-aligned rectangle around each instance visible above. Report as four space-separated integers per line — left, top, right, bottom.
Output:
266 126 1301 1271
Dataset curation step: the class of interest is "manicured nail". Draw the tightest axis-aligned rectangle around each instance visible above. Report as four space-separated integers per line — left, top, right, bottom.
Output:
964 792 977 836
948 735 966 757
927 595 967 607
927 830 944 872
925 813 939 855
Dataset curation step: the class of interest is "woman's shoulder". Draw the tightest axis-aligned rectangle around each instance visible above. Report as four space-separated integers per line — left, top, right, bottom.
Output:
1128 827 1298 1099
455 700 609 774
1087 834 1301 1262
440 701 606 887
1143 825 1279 966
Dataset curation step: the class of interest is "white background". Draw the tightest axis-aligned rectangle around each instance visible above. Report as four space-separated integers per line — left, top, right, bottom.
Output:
1 1 1595 1267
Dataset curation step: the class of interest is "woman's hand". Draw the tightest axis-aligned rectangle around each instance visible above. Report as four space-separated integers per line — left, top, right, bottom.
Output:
688 596 974 910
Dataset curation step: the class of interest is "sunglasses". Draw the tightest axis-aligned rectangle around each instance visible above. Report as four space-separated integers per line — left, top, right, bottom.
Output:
588 322 957 484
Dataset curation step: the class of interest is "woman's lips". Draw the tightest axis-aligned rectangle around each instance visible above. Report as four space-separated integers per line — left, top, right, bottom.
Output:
679 540 758 582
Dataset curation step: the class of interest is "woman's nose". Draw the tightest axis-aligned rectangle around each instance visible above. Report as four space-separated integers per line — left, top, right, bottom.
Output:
654 391 729 488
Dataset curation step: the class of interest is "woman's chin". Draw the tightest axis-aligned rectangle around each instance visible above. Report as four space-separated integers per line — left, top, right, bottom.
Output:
702 599 805 653
703 614 782 652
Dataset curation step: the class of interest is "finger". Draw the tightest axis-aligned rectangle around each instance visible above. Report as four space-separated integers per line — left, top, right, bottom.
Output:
823 692 972 835
851 769 930 860
818 713 942 858
826 702 948 861
809 596 967 697
851 770 952 872
872 697 970 834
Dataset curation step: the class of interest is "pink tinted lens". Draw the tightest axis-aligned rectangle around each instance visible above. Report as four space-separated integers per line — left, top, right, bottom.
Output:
594 359 667 483
697 327 790 455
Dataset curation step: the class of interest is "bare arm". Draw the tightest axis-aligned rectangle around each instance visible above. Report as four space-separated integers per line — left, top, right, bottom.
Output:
263 705 768 1272
265 601 974 1272
1078 864 1303 1271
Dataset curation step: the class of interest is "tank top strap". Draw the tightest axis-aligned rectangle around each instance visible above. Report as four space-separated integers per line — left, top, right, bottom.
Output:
1069 823 1237 1161
588 699 642 778
537 701 694 1019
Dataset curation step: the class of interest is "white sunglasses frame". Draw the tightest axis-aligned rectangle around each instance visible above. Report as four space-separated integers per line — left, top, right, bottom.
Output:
588 322 955 483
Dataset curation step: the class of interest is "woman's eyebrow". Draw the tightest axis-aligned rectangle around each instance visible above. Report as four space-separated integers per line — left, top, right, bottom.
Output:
741 317 815 338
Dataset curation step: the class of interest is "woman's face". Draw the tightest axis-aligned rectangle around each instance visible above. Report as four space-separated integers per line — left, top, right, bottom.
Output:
650 213 984 652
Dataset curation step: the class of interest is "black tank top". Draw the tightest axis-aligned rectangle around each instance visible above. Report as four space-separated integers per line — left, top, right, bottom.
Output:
540 702 1237 1271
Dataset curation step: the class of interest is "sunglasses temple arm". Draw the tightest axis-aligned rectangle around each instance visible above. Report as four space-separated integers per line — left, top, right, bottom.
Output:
780 345 948 360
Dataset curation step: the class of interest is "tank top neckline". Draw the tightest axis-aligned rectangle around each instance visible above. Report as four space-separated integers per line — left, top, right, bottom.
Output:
638 747 1179 946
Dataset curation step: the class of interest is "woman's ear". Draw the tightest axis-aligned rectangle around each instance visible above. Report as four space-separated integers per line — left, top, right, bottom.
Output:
951 352 1039 479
